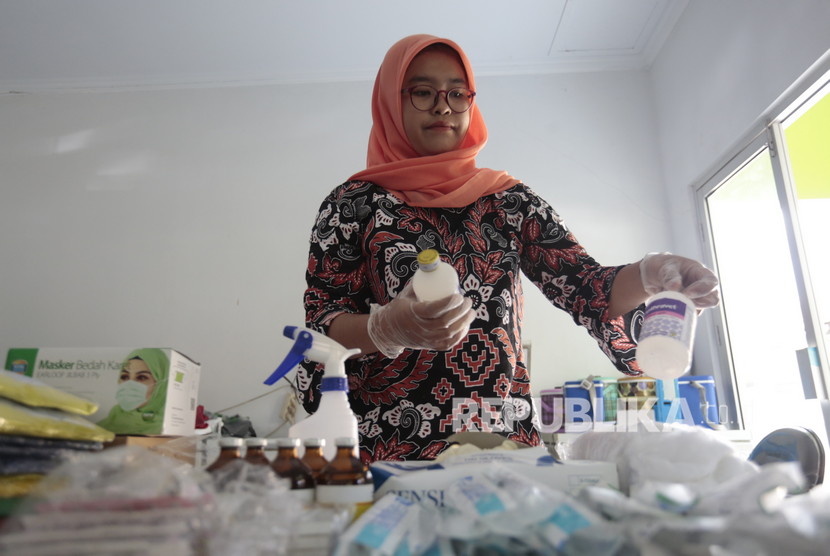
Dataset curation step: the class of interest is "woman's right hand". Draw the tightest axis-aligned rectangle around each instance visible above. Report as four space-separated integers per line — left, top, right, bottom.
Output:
367 282 476 358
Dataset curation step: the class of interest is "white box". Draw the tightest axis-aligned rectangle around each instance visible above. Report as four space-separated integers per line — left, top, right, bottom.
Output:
370 447 618 507
4 347 200 436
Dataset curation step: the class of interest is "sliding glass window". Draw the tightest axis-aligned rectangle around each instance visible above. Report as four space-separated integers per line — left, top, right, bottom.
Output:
696 70 830 442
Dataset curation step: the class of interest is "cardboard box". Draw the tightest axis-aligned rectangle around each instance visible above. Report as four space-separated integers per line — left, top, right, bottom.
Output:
370 447 618 507
4 348 200 437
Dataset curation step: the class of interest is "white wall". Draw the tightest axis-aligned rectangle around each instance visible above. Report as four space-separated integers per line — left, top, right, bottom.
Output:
0 69 663 434
649 0 830 380
651 0 830 255
479 71 667 389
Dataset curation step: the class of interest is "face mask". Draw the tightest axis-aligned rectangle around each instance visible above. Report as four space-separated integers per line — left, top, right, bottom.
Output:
115 380 149 411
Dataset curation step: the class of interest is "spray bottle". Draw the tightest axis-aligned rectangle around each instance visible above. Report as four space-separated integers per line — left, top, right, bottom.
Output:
264 326 361 461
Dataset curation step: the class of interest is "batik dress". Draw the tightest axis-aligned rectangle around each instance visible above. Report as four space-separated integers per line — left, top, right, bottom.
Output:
298 180 642 463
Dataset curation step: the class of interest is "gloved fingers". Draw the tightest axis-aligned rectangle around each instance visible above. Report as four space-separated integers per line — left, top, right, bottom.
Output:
657 259 683 292
403 298 474 350
680 274 719 300
640 252 722 310
428 307 476 351
684 288 720 309
410 292 468 320
409 298 474 341
398 281 418 301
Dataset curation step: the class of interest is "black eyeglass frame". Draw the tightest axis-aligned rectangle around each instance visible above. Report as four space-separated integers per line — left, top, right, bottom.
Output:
401 85 477 113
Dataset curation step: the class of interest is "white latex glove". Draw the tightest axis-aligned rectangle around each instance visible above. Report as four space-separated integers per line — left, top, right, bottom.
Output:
367 282 476 358
640 252 720 309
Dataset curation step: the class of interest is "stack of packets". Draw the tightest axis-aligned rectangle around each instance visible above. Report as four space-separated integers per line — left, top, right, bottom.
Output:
336 428 830 555
0 446 215 554
370 434 619 503
0 369 114 517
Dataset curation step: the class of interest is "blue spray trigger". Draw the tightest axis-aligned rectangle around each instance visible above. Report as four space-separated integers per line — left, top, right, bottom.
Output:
264 330 314 385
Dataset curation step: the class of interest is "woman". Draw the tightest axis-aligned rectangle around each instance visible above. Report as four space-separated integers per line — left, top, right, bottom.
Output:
298 35 718 463
98 348 169 435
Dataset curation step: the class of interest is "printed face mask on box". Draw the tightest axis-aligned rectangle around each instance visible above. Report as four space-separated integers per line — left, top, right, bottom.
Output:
115 380 149 411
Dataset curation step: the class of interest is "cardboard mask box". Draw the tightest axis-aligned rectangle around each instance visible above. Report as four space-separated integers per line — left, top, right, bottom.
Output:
4 347 200 436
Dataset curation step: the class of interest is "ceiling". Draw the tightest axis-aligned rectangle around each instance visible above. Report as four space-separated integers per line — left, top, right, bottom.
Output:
0 0 688 93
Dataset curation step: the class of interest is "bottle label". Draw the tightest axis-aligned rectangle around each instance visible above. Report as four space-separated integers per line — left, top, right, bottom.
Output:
290 487 315 504
640 296 692 344
321 376 348 392
316 483 374 505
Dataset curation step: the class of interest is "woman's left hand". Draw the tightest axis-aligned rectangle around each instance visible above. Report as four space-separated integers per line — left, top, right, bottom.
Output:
640 252 720 309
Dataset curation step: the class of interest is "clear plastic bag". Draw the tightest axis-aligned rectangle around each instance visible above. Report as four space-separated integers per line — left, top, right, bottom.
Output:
0 446 215 555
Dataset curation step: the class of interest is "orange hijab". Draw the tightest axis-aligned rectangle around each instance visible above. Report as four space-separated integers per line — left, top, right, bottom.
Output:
349 34 520 208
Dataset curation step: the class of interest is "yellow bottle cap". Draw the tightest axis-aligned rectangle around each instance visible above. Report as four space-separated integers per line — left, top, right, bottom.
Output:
417 249 439 266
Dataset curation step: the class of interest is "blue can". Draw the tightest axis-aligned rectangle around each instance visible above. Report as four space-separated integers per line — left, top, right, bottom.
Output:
564 378 605 432
676 375 720 428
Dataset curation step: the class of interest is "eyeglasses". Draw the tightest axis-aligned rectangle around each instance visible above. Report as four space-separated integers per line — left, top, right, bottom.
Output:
401 85 476 113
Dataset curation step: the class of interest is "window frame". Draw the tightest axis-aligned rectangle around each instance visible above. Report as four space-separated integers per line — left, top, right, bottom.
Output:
692 56 830 431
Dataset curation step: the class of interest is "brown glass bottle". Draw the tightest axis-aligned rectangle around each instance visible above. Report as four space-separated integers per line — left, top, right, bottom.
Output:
244 437 270 466
206 437 244 473
315 437 373 510
271 437 315 497
300 438 329 482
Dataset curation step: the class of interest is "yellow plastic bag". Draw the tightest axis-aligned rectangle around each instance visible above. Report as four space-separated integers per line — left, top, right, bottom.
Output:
0 398 114 443
0 369 98 416
0 474 43 498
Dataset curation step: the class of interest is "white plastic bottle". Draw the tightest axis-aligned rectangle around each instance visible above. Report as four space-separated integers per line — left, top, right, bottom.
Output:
264 326 362 461
412 249 460 302
636 291 697 380
289 374 359 462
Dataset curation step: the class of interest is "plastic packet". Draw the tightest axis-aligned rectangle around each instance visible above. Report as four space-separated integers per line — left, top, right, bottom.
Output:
0 398 114 442
0 446 215 555
443 465 602 552
689 461 805 516
206 459 304 555
533 490 605 551
0 369 98 415
333 494 425 556
446 472 518 520
578 485 677 522
629 481 698 514
0 474 43 498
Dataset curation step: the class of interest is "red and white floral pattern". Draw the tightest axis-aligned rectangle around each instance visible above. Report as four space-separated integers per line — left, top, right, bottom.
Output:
299 181 642 463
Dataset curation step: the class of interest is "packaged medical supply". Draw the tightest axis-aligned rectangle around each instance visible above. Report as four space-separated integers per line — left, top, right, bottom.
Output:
0 398 114 443
0 368 98 416
4 347 201 436
568 424 758 497
271 437 315 503
333 494 424 556
370 446 618 505
412 249 460 301
265 326 361 461
636 291 697 380
0 447 216 555
337 465 604 555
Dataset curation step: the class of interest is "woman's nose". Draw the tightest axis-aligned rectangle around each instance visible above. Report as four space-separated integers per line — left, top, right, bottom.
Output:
433 91 452 114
